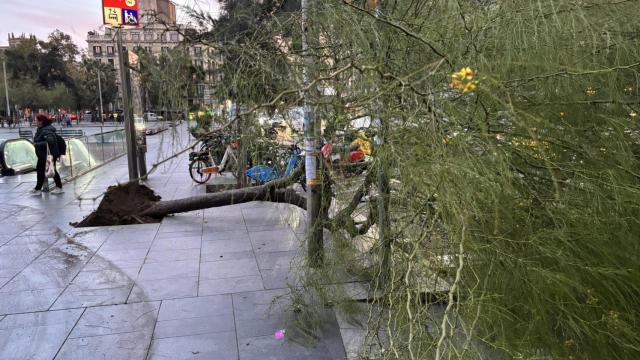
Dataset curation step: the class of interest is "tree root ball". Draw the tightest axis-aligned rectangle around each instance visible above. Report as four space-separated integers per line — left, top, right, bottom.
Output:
73 182 163 227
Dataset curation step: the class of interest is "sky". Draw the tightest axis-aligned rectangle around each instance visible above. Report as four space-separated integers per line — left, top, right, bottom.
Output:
0 0 220 51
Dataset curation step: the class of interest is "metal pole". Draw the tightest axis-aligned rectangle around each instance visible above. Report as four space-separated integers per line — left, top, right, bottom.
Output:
116 27 139 180
302 0 323 267
3 61 10 122
97 67 104 125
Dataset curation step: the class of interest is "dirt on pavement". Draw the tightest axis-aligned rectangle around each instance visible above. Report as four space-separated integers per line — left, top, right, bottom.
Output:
73 182 163 227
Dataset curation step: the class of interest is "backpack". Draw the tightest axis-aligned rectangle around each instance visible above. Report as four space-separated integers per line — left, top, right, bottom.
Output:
56 134 67 157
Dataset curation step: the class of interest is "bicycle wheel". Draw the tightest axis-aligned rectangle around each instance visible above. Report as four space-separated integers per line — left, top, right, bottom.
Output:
189 159 212 184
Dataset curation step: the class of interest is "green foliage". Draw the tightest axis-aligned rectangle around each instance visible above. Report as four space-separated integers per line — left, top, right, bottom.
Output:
185 0 640 358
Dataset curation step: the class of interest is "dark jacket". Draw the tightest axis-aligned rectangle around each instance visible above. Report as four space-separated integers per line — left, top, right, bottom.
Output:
33 124 60 159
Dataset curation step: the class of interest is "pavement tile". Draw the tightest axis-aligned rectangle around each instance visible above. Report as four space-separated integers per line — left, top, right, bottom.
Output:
51 285 133 309
0 288 65 315
198 275 264 296
147 331 238 360
0 309 84 360
150 236 202 250
138 260 199 280
200 250 255 263
157 295 232 321
71 267 138 290
202 221 246 233
201 238 253 253
158 221 203 234
238 333 342 360
129 277 198 302
99 238 154 251
55 331 152 360
249 229 301 253
145 248 201 263
200 258 260 280
201 229 250 242
255 251 298 270
83 256 146 271
154 231 201 240
96 248 150 260
69 301 160 338
153 312 235 339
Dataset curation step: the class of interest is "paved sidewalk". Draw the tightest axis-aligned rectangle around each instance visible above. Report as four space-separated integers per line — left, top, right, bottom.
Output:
0 125 349 359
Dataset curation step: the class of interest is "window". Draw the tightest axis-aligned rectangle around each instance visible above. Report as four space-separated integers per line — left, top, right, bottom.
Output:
161 46 169 54
144 33 153 41
161 33 167 42
145 46 152 53
170 32 179 41
93 46 102 56
194 59 203 68
107 46 114 55
131 32 140 41
194 47 202 57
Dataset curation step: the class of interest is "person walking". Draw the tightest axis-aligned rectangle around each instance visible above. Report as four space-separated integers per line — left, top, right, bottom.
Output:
31 114 63 195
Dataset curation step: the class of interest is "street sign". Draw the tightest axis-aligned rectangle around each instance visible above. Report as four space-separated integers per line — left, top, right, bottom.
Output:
102 0 139 27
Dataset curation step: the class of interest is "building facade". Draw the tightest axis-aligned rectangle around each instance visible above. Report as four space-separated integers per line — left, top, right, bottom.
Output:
86 0 218 111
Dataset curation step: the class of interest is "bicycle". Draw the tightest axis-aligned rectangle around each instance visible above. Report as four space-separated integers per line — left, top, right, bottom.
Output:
246 144 307 191
188 133 234 184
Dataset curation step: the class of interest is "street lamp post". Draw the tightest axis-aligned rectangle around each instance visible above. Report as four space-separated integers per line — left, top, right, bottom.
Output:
97 67 104 125
3 60 10 123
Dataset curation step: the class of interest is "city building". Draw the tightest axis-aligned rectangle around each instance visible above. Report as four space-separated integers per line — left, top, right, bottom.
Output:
86 0 218 112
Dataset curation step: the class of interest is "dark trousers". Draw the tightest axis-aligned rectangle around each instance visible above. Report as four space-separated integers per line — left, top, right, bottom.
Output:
35 156 62 190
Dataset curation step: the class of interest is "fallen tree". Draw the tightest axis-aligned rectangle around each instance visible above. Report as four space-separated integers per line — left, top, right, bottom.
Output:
75 164 376 231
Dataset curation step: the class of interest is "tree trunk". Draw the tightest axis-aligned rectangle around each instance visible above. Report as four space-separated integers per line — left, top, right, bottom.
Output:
141 168 306 217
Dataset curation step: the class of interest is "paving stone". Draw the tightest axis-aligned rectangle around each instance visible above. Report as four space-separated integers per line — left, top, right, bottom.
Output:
198 275 264 296
249 229 301 253
255 251 298 270
145 248 201 263
69 301 160 338
157 295 232 321
154 231 201 240
238 331 345 360
150 236 202 250
138 260 199 280
71 267 138 290
202 221 247 233
0 309 83 360
83 256 146 271
147 331 238 360
128 277 198 302
99 238 154 251
201 238 253 254
200 258 260 280
158 221 203 234
200 250 255 263
96 248 150 261
55 331 152 360
51 285 133 309
153 312 235 339
0 288 65 315
201 229 250 242
260 268 298 290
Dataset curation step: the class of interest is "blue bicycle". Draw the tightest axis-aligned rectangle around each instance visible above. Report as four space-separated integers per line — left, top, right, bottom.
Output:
246 144 306 190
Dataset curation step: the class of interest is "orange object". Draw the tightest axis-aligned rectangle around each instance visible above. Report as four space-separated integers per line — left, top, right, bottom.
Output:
201 166 219 174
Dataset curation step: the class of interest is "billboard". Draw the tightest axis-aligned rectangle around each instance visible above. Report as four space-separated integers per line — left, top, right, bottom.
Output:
102 0 139 27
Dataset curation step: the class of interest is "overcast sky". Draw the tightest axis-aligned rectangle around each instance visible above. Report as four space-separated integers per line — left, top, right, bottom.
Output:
0 0 220 51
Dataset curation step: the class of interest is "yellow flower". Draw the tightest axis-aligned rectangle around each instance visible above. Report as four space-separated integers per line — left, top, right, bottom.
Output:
560 112 566 117
449 67 478 93
624 85 633 94
585 87 596 97
630 111 638 118
462 82 477 93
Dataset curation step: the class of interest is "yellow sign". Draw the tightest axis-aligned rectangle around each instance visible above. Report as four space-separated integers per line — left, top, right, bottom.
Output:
103 7 122 26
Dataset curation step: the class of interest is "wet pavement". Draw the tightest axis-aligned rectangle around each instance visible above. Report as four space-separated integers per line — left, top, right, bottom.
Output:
0 124 350 359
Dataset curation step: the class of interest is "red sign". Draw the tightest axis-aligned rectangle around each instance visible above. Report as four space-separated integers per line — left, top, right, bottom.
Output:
102 0 139 27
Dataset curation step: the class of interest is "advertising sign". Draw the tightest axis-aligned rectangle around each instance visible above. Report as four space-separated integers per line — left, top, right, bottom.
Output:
102 0 139 27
